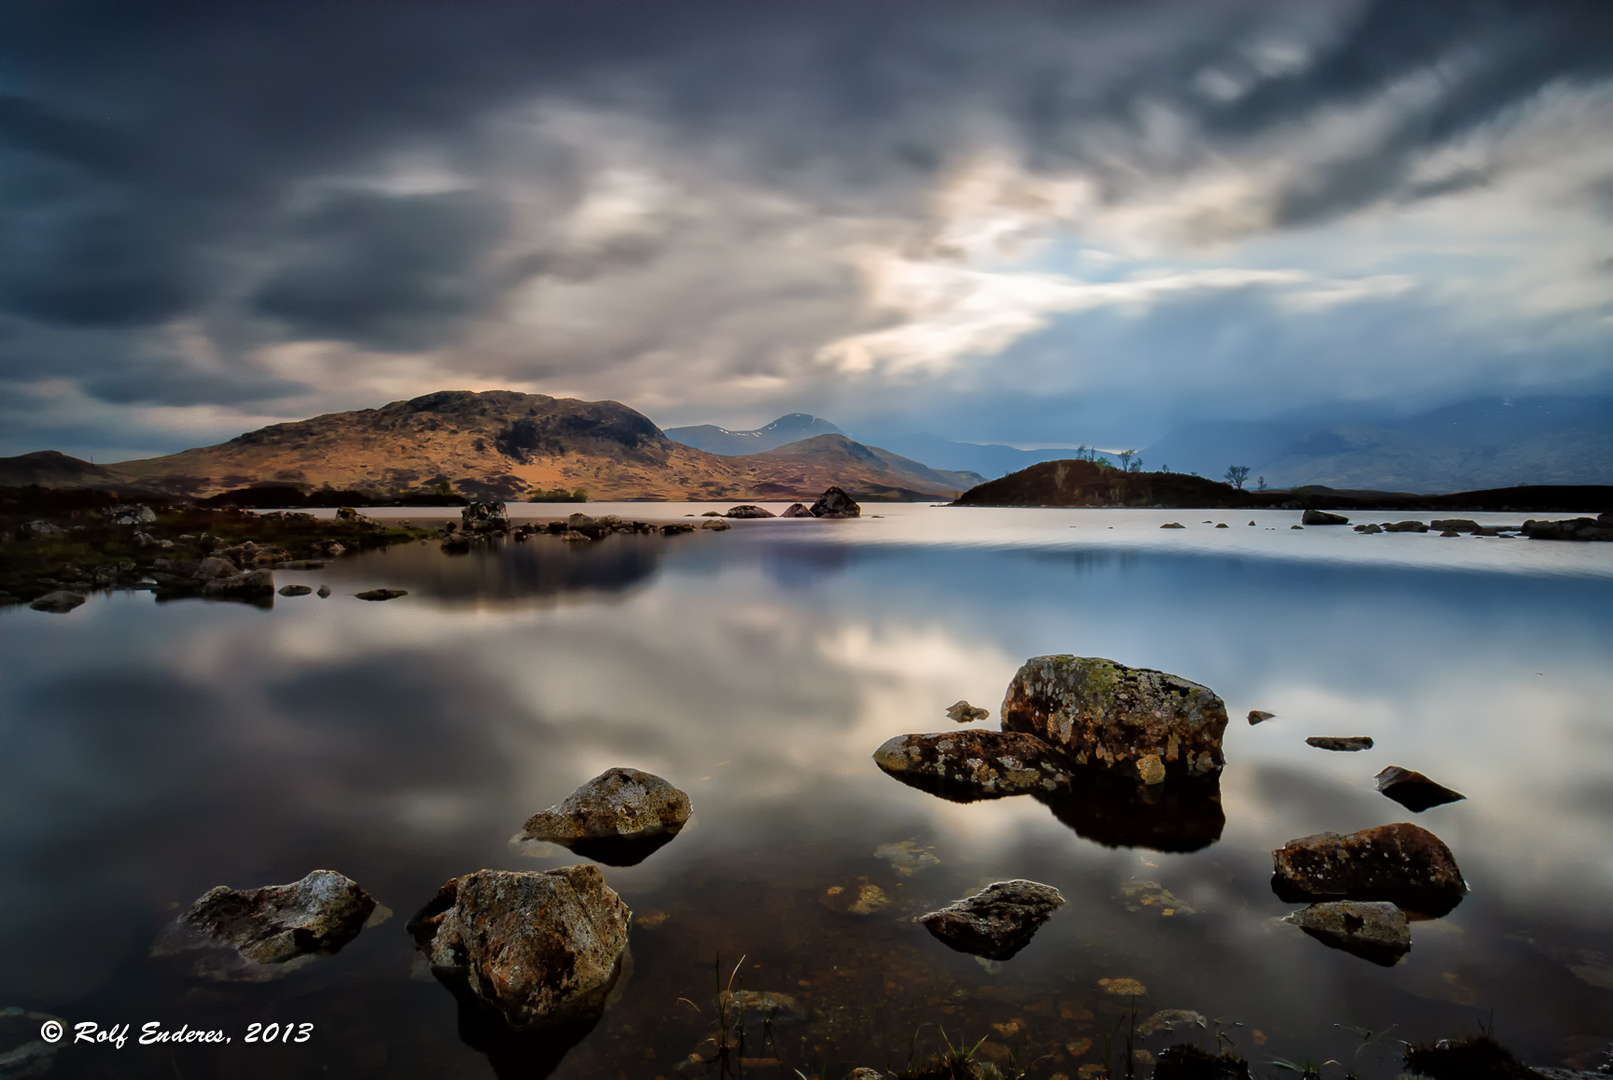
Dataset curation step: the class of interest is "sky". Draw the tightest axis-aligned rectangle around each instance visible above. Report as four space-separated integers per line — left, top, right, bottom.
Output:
3 0 1613 461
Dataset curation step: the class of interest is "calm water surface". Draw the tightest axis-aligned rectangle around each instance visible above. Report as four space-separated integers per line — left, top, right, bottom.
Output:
2 505 1611 1077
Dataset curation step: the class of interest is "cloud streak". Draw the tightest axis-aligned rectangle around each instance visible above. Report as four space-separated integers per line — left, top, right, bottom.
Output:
1 0 1610 456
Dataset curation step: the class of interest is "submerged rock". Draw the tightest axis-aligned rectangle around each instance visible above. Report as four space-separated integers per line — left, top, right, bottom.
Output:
873 840 941 876
1306 735 1374 752
277 584 312 597
698 518 732 531
1301 509 1349 525
1375 765 1467 812
820 879 889 916
780 503 814 518
809 486 860 518
28 590 85 613
1383 520 1428 532
0 1006 67 1076
1153 1044 1253 1079
1160 522 1185 529
1287 900 1411 966
723 505 775 518
915 880 1065 961
316 585 332 598
1354 523 1383 534
873 730 1072 798
355 588 408 601
521 768 691 866
945 699 990 723
461 501 510 534
1000 655 1228 780
1272 822 1467 915
1430 518 1482 533
153 869 375 982
1138 1010 1208 1037
1247 710 1275 725
408 866 630 1031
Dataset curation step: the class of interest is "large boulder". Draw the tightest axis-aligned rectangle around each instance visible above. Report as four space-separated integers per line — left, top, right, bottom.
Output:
28 590 85 613
152 869 375 981
1301 509 1349 525
522 767 691 865
915 880 1065 961
407 866 630 1030
809 486 860 518
462 501 510 534
1272 822 1467 915
999 656 1228 781
780 503 814 518
201 569 276 599
723 505 775 519
1286 900 1411 967
873 731 1072 799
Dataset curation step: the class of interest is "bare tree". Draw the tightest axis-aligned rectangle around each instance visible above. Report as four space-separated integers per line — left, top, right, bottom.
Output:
1256 475 1267 491
1224 464 1251 491
1117 448 1138 471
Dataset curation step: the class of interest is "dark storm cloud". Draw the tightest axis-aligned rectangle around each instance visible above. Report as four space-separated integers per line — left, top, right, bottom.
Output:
252 190 506 351
0 0 1609 440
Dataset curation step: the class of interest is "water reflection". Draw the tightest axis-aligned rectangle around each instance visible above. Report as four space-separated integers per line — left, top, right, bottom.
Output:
1 525 1612 1076
877 761 1225 853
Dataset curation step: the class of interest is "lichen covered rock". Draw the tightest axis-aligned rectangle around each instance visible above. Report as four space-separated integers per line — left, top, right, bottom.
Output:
1000 656 1227 779
1272 822 1467 915
873 731 1072 798
461 501 510 533
407 866 630 1030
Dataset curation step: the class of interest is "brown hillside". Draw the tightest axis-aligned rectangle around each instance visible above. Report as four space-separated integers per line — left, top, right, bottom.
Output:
953 459 1252 508
99 390 968 501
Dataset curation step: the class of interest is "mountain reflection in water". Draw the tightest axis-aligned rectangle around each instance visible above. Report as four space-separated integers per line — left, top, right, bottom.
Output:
1 505 1611 1078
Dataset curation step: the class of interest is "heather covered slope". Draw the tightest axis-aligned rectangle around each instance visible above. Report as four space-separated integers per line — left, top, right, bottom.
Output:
96 391 971 501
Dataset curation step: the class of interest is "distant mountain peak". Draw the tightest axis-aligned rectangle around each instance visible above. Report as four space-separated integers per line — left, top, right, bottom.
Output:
665 413 843 455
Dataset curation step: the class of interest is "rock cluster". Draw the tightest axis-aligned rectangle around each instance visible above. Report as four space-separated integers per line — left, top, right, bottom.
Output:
407 866 630 1030
1522 512 1613 541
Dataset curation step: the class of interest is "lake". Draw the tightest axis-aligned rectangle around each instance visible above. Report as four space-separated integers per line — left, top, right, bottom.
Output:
2 504 1611 1078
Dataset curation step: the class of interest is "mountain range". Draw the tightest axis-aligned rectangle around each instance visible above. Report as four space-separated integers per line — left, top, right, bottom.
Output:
1138 396 1613 492
0 391 982 502
663 413 844 455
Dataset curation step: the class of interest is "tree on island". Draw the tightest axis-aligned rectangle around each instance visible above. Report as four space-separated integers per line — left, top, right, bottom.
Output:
1118 448 1138 472
1224 464 1251 490
1257 475 1267 491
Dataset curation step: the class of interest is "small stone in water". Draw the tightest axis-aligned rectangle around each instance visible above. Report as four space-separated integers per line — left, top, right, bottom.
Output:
820 880 889 916
944 699 990 723
1307 736 1374 752
354 588 408 601
1247 710 1275 725
1098 976 1147 997
1375 765 1466 812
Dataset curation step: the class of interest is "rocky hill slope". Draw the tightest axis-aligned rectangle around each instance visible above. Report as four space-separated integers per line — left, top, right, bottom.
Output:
42 391 971 501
